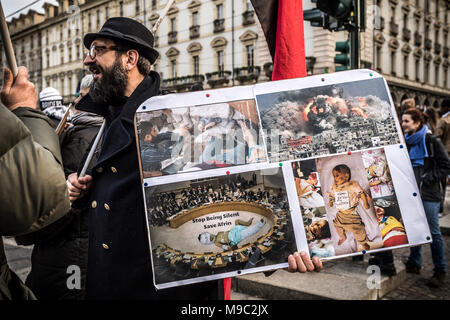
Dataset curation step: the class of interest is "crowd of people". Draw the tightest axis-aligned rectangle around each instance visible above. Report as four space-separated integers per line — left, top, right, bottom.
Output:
0 17 321 301
148 175 287 227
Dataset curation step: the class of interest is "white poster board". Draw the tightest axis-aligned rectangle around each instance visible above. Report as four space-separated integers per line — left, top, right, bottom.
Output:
134 69 431 289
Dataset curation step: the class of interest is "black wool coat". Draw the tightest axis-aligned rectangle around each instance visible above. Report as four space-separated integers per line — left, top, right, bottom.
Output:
76 72 219 300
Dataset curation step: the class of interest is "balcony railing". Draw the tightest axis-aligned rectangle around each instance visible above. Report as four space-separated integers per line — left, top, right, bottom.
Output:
168 31 177 44
263 62 273 79
443 46 449 58
189 25 200 39
389 21 399 37
414 32 422 46
434 43 442 55
233 66 261 84
206 70 231 87
161 74 205 91
402 28 411 42
242 10 255 26
213 19 225 33
424 38 432 51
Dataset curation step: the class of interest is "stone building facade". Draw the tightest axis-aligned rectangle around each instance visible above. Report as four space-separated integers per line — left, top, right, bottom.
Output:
2 0 448 109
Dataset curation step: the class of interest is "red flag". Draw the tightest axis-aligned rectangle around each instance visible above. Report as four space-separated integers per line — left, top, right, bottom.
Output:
251 0 307 80
272 0 307 80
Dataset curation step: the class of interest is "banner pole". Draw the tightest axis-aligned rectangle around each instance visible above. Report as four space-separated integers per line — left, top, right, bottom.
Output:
0 2 18 77
151 0 175 33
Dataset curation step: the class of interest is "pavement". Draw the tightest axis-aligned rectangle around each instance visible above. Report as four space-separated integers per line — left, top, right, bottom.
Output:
3 188 450 300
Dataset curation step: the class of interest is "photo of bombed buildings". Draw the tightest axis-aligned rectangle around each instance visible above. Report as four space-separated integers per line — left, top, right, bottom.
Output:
144 168 297 286
256 78 401 162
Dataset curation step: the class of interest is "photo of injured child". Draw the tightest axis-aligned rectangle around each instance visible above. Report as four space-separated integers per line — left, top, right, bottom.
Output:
362 149 409 247
316 153 383 255
291 160 334 258
143 168 297 288
256 78 400 162
136 100 266 177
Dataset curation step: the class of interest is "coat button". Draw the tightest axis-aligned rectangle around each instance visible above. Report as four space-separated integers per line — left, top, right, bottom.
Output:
91 201 97 208
102 243 110 250
96 167 103 173
104 203 111 211
111 166 118 173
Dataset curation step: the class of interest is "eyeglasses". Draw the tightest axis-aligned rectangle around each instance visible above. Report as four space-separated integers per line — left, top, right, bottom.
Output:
88 44 124 60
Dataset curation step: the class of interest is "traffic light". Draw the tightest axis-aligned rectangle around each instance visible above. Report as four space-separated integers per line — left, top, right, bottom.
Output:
335 41 350 71
316 0 354 21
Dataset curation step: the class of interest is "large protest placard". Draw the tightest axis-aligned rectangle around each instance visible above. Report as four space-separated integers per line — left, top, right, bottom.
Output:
135 69 431 289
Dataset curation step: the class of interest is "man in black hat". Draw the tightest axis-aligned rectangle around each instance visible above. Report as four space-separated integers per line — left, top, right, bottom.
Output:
68 17 321 300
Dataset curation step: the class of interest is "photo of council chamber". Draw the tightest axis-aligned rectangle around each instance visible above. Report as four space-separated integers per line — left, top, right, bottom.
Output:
144 168 296 287
135 99 266 178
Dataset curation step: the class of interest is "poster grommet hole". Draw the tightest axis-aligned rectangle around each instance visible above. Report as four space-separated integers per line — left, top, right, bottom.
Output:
362 250 366 254
426 236 431 241
142 106 146 110
206 93 210 98
413 192 418 197
321 78 325 82
400 144 404 148
226 171 230 175
237 271 241 274
144 182 148 187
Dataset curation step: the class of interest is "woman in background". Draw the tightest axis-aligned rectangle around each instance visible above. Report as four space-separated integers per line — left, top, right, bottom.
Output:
402 107 450 288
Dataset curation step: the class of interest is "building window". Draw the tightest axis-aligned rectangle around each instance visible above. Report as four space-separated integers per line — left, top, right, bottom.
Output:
120 1 124 16
171 59 177 78
105 7 109 20
217 50 224 72
246 44 254 67
152 0 157 10
46 53 50 67
60 48 64 65
415 59 420 81
60 24 63 40
193 55 199 75
403 55 408 78
424 61 430 83
88 13 92 31
435 65 439 86
390 51 396 75
96 10 100 27
217 4 223 20
136 0 140 14
192 11 198 26
376 46 382 72
68 47 72 62
170 18 176 32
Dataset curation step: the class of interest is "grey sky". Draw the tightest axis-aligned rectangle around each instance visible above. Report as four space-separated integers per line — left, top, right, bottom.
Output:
2 0 58 21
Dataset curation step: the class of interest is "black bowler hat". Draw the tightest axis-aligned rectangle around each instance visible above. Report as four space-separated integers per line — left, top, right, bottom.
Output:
83 17 159 64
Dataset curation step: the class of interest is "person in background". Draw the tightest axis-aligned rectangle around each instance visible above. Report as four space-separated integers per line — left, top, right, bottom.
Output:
39 87 69 127
402 107 450 288
435 98 450 215
424 106 440 135
21 74 102 300
0 67 70 300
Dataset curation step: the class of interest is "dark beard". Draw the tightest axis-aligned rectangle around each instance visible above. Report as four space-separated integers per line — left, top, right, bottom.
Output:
89 58 128 105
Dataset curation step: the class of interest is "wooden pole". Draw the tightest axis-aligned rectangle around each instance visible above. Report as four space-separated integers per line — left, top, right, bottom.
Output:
151 0 175 33
79 120 106 178
56 103 73 136
0 2 18 77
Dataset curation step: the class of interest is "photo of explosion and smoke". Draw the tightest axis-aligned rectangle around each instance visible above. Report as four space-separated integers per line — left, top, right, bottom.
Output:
255 78 401 162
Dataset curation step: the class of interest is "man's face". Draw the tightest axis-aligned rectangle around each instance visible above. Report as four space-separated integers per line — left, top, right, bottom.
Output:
84 38 118 83
84 38 128 104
